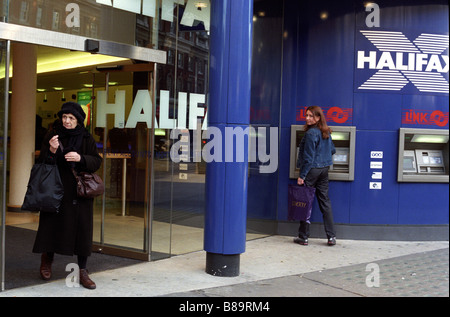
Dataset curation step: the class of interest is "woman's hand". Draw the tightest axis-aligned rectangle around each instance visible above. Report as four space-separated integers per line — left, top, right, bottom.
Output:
49 135 59 154
65 151 81 162
297 177 304 185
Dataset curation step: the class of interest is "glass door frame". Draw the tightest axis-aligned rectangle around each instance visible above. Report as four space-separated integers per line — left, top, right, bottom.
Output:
0 39 10 292
91 63 157 261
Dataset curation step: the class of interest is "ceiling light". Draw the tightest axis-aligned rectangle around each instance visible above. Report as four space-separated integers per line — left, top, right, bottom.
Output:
0 53 129 79
331 132 349 141
320 11 329 20
37 53 128 75
53 87 64 91
195 1 208 9
155 129 166 136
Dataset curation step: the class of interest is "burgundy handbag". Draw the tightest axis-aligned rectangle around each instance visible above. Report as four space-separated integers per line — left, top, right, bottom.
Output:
72 169 104 198
59 140 104 199
288 184 316 222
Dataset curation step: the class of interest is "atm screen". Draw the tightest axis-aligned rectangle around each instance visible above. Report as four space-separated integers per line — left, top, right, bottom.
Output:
333 154 348 163
429 156 442 165
424 156 442 165
332 148 349 164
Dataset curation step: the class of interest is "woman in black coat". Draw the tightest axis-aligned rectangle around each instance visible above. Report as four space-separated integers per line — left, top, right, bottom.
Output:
33 102 102 289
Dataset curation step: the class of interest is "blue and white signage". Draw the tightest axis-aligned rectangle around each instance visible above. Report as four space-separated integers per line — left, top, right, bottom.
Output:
355 29 449 95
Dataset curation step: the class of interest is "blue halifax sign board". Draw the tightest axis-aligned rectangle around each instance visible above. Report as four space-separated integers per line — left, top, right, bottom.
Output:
355 29 449 95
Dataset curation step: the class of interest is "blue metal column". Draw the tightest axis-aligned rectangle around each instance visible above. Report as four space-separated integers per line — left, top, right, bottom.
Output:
205 0 253 277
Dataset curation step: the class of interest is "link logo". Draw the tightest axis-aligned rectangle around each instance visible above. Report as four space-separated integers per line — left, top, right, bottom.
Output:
402 109 449 127
296 106 353 125
356 30 449 94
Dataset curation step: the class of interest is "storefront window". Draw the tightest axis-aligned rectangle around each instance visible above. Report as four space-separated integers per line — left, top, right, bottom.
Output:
152 0 210 258
76 0 210 259
0 0 210 262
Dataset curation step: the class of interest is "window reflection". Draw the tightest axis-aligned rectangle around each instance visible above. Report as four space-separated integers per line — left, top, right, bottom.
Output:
153 1 209 257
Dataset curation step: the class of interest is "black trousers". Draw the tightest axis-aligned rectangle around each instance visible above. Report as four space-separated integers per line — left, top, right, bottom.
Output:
298 167 336 239
45 252 88 269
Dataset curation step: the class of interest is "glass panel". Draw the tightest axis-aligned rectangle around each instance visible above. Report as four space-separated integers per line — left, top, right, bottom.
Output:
0 39 9 291
172 2 209 256
92 68 154 255
248 0 283 232
153 1 210 258
32 47 155 259
151 2 176 261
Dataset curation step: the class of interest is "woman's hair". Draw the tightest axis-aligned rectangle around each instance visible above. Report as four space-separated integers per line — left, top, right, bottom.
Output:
304 106 332 139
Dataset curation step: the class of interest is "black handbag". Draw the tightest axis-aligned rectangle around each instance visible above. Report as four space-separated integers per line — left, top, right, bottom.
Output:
21 161 64 213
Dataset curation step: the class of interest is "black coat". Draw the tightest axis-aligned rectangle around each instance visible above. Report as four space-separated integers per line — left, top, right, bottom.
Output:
33 125 102 257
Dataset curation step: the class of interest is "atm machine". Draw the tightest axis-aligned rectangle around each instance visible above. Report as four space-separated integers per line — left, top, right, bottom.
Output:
290 125 356 181
398 128 449 183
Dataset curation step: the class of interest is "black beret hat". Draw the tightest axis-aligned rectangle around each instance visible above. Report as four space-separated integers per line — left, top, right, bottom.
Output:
57 102 86 126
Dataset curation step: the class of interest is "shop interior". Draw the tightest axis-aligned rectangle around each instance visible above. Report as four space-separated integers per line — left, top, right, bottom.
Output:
4 44 206 264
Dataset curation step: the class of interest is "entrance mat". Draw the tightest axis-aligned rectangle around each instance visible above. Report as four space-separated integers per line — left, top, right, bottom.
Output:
5 226 141 290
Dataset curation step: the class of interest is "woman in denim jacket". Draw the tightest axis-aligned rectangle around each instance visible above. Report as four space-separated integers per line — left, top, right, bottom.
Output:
295 106 337 246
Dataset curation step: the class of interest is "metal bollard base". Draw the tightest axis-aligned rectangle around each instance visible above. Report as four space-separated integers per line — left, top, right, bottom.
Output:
205 252 240 277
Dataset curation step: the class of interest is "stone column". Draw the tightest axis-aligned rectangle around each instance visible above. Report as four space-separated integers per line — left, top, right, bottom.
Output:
9 42 37 208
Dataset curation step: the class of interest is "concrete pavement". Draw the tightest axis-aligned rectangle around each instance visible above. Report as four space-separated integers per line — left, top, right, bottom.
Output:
0 235 448 298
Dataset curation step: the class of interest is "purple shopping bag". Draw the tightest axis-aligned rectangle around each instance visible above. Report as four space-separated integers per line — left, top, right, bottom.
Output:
288 184 316 222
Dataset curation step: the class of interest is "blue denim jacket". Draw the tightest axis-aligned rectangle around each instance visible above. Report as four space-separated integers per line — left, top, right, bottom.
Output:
297 127 336 179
